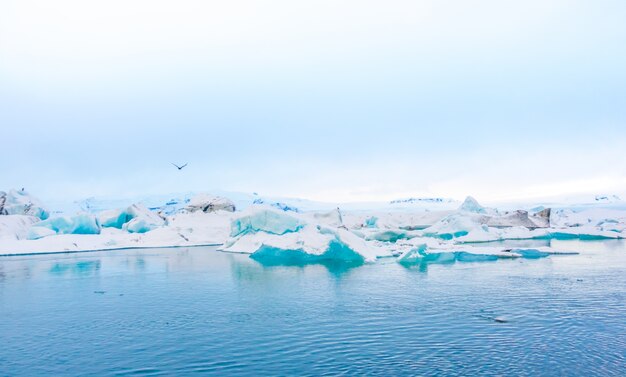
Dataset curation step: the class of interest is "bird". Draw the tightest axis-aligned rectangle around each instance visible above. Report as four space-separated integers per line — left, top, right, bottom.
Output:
171 163 188 170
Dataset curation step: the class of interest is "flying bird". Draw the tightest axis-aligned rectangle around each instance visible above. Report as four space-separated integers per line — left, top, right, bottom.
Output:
171 163 188 170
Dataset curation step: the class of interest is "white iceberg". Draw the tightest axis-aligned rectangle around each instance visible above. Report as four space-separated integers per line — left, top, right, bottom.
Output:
97 203 166 233
0 215 41 240
222 207 385 262
458 196 487 214
0 189 49 220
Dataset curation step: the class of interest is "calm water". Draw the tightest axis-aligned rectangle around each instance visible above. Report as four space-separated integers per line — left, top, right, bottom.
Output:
1 240 625 376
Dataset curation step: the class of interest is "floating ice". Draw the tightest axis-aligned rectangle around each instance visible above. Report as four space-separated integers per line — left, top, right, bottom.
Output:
364 216 378 228
0 189 49 220
0 215 41 240
230 207 304 237
29 213 101 239
121 204 165 233
27 226 57 240
97 204 165 233
458 196 487 214
252 198 298 212
366 229 412 243
422 213 489 240
97 209 126 229
223 207 384 262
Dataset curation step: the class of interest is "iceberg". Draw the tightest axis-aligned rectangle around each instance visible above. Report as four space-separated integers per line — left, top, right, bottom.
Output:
0 189 49 220
27 226 57 240
222 207 385 262
0 215 41 240
97 203 166 233
252 198 299 212
364 216 378 228
185 194 236 213
230 207 303 237
365 229 412 243
29 213 101 239
458 196 487 214
97 209 126 229
422 213 489 240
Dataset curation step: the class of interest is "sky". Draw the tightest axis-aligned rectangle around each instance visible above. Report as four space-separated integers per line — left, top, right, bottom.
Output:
1 0 625 204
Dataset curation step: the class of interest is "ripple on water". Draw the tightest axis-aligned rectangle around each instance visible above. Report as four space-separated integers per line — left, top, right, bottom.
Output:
0 240 625 376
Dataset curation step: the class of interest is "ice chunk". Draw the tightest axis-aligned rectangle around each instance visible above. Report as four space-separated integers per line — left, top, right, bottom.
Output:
223 208 384 262
251 240 365 264
458 196 486 214
422 213 489 240
105 203 166 233
396 244 428 264
124 217 158 233
366 229 411 243
27 226 57 240
0 215 41 240
34 213 101 236
186 194 236 213
487 210 546 229
313 208 344 227
364 216 378 228
97 209 126 229
511 248 550 259
0 189 49 220
252 198 298 212
230 207 303 237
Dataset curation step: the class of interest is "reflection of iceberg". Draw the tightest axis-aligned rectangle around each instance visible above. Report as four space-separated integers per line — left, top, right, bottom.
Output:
49 260 101 276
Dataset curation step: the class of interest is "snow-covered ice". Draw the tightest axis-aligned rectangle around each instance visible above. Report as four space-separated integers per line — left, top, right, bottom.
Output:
0 190 623 265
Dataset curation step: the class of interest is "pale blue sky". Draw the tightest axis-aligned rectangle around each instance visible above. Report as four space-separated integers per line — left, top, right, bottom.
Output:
1 0 625 203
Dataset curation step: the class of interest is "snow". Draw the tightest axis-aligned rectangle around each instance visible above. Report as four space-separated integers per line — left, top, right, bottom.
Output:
0 189 49 220
230 207 304 237
459 196 487 214
222 207 385 262
0 215 41 240
0 190 624 266
185 194 236 213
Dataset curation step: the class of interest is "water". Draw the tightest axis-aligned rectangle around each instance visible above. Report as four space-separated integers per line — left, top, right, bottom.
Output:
1 240 625 376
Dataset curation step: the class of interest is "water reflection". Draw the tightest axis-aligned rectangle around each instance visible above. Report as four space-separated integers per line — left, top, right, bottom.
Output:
251 255 363 276
0 240 623 284
49 260 101 277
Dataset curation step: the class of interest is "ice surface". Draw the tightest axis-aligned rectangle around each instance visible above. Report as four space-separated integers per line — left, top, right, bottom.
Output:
97 209 126 229
27 226 57 240
30 213 101 238
252 198 299 212
185 194 236 213
97 203 166 233
2 189 625 263
230 207 304 237
222 207 384 262
364 216 378 228
458 196 487 214
366 229 412 243
0 215 41 240
0 189 49 220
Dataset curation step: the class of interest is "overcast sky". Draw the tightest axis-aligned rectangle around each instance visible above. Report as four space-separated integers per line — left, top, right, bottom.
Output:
1 0 625 203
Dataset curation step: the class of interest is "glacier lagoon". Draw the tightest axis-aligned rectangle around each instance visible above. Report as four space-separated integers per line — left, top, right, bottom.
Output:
1 239 625 376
